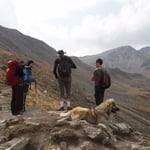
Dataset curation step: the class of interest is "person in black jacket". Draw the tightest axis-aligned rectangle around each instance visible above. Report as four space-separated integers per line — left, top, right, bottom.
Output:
53 50 77 111
91 58 105 105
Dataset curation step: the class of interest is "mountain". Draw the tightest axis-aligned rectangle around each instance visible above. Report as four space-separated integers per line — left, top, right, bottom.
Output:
0 26 150 136
0 25 56 64
80 46 150 78
139 46 150 56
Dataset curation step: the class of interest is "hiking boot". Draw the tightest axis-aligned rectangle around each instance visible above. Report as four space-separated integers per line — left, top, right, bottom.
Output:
67 107 72 110
58 107 65 111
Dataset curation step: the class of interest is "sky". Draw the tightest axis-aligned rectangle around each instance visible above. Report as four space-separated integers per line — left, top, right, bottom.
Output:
0 0 150 56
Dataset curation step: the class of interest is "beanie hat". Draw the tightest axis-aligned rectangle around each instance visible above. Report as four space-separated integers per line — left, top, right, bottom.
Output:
27 60 34 66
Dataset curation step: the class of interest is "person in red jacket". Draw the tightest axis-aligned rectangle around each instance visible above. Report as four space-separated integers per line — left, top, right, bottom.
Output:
6 60 25 115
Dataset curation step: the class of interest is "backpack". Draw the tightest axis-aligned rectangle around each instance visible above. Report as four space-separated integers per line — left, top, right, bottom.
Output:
58 56 71 77
23 67 35 83
99 70 111 89
6 60 22 86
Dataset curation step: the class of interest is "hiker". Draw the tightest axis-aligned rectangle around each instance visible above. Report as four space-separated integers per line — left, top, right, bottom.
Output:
91 58 106 105
6 60 25 115
53 50 77 111
23 60 36 111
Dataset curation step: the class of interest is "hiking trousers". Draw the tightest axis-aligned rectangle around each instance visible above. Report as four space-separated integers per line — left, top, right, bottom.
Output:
23 83 30 111
94 85 105 106
58 76 71 99
11 84 24 115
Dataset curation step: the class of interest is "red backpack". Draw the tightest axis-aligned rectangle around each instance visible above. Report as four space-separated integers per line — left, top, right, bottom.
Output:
6 60 22 86
100 70 111 89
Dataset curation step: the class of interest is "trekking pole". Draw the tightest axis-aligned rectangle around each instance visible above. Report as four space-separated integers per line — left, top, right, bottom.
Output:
34 81 40 109
35 81 37 94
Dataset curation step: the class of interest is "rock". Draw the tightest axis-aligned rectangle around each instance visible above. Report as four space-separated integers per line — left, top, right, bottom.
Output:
50 129 78 143
130 144 141 150
0 137 30 150
109 123 132 135
141 147 150 150
69 120 82 129
0 136 6 143
5 117 24 127
60 141 67 150
0 120 6 131
83 124 112 144
80 141 95 150
24 121 40 126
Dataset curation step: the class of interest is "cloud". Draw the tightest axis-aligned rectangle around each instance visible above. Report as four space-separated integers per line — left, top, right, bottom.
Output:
0 0 17 28
0 0 150 56
67 0 150 55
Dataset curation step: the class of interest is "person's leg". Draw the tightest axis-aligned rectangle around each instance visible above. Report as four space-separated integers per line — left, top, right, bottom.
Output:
18 84 24 113
65 77 71 110
58 77 65 110
23 84 29 112
94 85 101 106
99 88 105 104
11 86 17 115
11 85 20 115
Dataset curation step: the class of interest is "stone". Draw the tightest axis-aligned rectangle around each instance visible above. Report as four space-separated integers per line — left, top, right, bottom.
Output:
0 137 30 150
83 124 112 144
109 123 132 135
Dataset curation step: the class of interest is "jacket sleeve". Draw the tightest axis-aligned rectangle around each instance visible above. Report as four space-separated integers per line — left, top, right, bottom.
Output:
69 58 77 69
91 69 102 84
53 59 59 79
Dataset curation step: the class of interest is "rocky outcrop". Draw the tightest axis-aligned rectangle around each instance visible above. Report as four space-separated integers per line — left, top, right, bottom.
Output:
0 88 149 150
0 112 149 150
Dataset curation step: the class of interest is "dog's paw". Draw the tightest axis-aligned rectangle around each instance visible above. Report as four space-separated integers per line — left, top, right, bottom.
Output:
60 112 68 117
98 123 107 129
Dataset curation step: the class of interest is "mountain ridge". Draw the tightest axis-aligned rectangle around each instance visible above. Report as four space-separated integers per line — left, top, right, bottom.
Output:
0 25 57 64
79 45 150 77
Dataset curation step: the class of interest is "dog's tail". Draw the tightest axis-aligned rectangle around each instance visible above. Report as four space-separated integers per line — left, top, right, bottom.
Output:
60 111 71 117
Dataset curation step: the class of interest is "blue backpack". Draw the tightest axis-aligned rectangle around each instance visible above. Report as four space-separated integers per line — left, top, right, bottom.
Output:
23 67 35 83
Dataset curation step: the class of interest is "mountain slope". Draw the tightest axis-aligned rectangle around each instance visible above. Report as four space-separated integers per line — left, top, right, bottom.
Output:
1 47 150 135
0 25 56 64
139 46 150 57
80 45 150 77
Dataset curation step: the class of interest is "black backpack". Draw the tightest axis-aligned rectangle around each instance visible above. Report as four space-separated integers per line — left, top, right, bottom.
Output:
58 56 71 77
100 70 111 89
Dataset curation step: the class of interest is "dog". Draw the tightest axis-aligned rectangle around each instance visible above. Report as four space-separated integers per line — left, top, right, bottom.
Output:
60 98 119 124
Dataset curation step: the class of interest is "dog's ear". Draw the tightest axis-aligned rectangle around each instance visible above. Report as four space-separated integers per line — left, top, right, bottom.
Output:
106 103 113 116
111 103 120 113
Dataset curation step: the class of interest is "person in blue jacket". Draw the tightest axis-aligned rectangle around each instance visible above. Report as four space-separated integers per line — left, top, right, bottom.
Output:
23 60 36 111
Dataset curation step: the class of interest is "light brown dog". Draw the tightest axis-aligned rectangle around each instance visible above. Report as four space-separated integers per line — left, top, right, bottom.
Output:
60 99 119 124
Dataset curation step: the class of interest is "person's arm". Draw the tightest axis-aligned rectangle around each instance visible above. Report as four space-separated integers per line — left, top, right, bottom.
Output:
53 59 59 79
91 71 96 81
69 57 77 69
91 69 101 84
